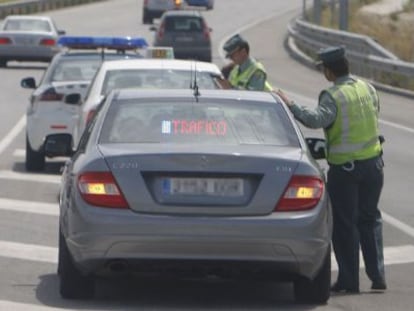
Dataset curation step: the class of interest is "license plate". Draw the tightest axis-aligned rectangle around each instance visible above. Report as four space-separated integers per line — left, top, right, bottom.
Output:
164 177 244 197
175 36 194 42
16 37 34 45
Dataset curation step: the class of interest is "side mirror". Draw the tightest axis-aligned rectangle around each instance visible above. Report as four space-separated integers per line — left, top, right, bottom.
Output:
306 137 326 160
64 93 81 105
58 30 66 35
21 77 36 89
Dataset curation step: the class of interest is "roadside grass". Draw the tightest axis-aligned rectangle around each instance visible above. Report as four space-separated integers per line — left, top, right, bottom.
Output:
319 0 414 62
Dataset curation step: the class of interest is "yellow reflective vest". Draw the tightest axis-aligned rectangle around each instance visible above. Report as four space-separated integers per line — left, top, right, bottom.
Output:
324 79 382 164
228 60 273 91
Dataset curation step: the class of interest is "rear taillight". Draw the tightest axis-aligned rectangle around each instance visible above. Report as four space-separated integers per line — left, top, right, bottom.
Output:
39 87 64 101
0 37 11 45
202 21 210 40
40 38 56 46
85 109 97 125
174 0 181 8
275 175 324 212
78 172 129 209
158 22 165 40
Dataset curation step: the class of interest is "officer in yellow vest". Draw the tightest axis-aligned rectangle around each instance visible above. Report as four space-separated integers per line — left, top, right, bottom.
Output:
216 34 273 91
277 46 386 294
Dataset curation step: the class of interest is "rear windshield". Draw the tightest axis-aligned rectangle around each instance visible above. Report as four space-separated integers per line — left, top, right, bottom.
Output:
50 59 102 82
164 16 203 32
99 99 299 147
4 19 51 32
101 69 217 94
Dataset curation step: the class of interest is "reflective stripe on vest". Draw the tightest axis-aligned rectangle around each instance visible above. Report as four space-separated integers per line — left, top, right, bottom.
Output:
229 61 273 91
325 79 381 164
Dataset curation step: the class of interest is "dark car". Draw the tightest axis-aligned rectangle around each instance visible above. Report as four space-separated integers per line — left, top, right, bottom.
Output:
58 88 332 304
151 10 212 62
185 0 214 10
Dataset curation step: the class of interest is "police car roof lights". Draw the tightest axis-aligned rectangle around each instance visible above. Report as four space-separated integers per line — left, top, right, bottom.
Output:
58 36 148 50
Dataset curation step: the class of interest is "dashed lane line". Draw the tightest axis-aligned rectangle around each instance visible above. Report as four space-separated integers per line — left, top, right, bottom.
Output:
0 198 58 216
0 170 61 184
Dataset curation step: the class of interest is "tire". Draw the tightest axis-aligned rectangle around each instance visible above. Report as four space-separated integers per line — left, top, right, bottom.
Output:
58 229 94 299
294 246 331 304
0 59 6 67
25 135 45 172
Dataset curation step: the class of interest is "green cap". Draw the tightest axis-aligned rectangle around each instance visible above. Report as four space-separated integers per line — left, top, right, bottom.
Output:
316 46 346 66
223 34 247 58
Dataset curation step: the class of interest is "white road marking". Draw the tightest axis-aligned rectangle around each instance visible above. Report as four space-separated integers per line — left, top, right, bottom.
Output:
12 148 25 157
0 198 58 216
0 240 57 263
0 115 25 155
331 244 414 271
379 119 414 134
0 170 61 184
383 211 414 239
0 300 80 311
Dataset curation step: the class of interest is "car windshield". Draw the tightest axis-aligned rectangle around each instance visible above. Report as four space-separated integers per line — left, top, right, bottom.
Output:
99 99 299 146
50 59 102 82
4 19 51 32
164 16 203 32
101 69 217 94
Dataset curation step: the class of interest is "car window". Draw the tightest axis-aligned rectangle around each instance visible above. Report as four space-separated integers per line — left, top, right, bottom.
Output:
101 69 217 94
4 19 51 32
164 16 203 32
50 59 102 82
99 100 299 146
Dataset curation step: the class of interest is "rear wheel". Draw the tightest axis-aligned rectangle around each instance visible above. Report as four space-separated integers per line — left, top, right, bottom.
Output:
0 59 6 67
26 135 45 172
58 229 95 299
293 246 331 304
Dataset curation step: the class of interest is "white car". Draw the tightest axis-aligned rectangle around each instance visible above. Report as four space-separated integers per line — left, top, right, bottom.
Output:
142 0 183 24
0 15 65 67
21 36 147 171
73 58 223 149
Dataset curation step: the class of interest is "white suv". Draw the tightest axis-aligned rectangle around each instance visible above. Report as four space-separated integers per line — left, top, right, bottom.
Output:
143 0 183 24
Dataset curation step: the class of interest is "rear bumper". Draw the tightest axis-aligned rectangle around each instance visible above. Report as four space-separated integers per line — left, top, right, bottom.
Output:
62 199 332 280
0 46 59 62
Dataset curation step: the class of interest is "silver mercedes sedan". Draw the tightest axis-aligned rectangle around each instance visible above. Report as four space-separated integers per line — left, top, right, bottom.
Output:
58 88 332 304
0 15 65 67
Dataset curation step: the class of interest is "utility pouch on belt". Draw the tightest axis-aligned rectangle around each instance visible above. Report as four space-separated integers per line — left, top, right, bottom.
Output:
379 135 385 156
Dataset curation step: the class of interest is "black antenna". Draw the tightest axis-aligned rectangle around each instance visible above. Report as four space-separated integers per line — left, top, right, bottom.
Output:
192 61 200 101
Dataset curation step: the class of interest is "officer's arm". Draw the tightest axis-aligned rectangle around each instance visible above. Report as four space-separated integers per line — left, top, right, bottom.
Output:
288 92 337 129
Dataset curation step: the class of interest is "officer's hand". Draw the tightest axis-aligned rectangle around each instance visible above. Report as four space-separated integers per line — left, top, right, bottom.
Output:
274 89 293 106
215 78 233 89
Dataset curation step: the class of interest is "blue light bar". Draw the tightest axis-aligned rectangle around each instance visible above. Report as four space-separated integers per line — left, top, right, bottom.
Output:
57 36 148 50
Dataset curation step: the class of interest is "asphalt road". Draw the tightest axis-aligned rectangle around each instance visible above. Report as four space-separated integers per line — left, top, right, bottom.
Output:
0 0 413 310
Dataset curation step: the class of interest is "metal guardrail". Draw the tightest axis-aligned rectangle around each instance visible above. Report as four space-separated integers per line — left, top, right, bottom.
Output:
0 0 107 19
287 17 414 97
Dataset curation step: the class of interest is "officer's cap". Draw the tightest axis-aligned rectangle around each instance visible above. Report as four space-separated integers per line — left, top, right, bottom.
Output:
316 46 346 67
223 34 248 58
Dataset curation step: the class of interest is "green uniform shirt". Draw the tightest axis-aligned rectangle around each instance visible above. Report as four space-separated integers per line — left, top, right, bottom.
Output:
290 75 381 164
228 57 272 91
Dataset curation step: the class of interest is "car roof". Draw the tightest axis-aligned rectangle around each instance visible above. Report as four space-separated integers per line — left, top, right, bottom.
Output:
5 15 52 21
98 58 220 72
113 88 278 103
161 10 203 17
